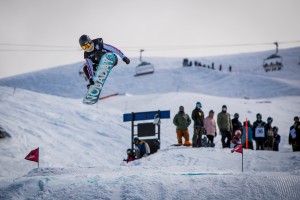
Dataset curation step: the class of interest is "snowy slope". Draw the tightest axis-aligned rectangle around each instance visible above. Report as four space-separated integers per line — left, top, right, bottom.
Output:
0 48 300 199
0 47 300 99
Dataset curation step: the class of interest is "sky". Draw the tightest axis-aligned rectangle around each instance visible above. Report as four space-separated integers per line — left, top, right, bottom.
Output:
0 0 300 78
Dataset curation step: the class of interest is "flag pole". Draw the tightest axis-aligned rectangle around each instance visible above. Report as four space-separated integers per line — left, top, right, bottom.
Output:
246 118 248 149
242 151 243 172
38 147 39 168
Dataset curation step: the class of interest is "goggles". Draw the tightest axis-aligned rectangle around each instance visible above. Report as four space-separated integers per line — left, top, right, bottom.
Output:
81 41 92 50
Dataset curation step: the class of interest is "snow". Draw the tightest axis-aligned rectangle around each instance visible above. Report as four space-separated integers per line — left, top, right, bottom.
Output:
0 47 300 199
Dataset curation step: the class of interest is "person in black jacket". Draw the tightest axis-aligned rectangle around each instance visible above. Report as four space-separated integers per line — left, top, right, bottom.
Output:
191 102 205 147
264 117 274 150
289 116 300 152
272 126 280 151
232 113 242 138
79 35 130 88
253 113 267 150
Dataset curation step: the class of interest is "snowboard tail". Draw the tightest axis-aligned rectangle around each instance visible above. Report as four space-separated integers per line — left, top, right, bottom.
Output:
83 53 117 105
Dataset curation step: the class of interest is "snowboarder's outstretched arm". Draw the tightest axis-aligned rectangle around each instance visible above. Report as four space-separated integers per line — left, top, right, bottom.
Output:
103 43 130 64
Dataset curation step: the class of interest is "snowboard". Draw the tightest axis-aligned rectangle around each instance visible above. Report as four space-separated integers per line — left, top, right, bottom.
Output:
83 53 117 105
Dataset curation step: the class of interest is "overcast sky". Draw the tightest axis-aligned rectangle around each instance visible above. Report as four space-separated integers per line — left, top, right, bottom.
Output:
0 0 300 78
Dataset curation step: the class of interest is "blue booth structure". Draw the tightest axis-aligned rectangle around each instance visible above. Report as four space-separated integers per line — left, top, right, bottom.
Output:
123 110 170 154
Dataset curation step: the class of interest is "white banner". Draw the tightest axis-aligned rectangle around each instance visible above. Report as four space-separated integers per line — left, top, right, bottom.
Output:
255 127 265 138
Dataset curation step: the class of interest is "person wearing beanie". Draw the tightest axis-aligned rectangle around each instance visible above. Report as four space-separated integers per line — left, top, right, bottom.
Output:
217 105 233 148
173 106 192 146
289 116 300 151
253 113 267 150
191 102 205 147
204 110 217 144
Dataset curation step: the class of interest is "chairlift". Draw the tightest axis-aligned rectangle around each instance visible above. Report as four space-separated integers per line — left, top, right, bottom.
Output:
263 42 283 72
135 49 155 76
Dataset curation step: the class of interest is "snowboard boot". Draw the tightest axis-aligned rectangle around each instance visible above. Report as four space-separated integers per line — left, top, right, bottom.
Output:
87 78 95 89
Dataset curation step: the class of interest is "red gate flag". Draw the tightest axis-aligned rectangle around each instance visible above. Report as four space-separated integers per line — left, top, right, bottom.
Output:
25 147 39 163
231 144 243 154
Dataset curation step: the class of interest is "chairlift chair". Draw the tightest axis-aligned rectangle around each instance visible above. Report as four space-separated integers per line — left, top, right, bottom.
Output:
135 49 155 76
263 42 283 72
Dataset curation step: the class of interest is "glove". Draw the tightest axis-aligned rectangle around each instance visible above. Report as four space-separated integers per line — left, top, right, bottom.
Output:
123 57 130 64
215 132 217 136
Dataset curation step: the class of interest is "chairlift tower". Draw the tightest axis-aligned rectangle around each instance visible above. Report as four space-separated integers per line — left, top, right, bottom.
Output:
140 49 144 62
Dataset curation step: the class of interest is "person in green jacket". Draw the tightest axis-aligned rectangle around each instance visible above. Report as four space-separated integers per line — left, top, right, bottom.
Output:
173 106 192 146
217 105 233 148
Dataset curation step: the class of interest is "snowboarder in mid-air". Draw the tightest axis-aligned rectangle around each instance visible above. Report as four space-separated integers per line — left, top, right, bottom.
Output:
79 35 130 104
79 34 130 88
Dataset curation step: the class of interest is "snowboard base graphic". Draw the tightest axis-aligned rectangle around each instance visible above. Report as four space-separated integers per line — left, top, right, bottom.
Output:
83 53 117 105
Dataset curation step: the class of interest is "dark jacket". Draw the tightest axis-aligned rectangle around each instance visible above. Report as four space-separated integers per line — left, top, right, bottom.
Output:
289 122 300 144
274 134 281 144
273 134 281 151
232 118 242 133
253 120 267 140
265 123 273 137
191 107 205 128
84 38 126 65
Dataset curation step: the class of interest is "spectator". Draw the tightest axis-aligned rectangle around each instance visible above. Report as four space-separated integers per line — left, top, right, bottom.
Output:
123 148 135 163
204 110 217 144
289 116 300 152
133 137 151 158
217 105 233 148
173 106 192 146
253 113 267 150
242 120 254 150
232 113 242 138
191 102 205 147
264 117 274 150
272 126 280 151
